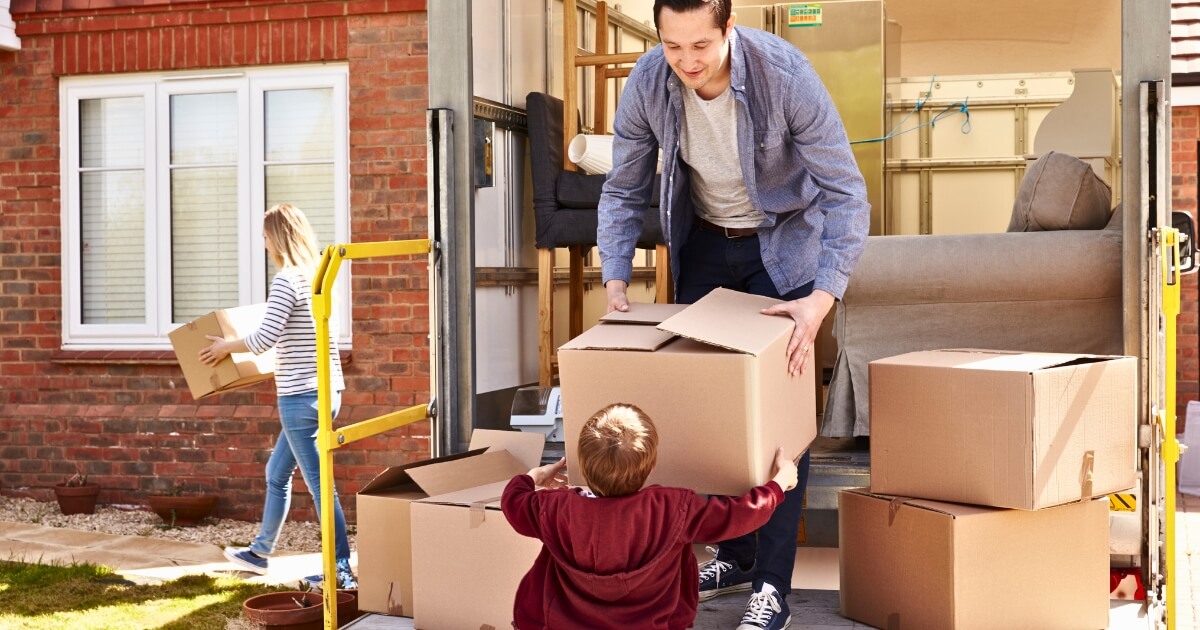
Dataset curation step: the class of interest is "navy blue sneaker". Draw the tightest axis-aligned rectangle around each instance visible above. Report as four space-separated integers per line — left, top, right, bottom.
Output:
698 547 754 602
736 584 791 630
303 559 358 591
223 546 268 575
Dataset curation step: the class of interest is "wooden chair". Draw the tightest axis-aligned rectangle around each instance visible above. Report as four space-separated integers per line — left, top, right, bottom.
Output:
536 0 670 387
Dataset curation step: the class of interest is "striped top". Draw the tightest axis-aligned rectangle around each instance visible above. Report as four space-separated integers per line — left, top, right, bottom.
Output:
244 267 345 397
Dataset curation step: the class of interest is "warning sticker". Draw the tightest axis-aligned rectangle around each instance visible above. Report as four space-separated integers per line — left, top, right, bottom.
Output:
788 4 823 28
1109 493 1137 511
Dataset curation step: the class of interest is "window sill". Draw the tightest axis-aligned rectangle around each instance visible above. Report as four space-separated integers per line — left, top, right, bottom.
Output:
50 349 353 366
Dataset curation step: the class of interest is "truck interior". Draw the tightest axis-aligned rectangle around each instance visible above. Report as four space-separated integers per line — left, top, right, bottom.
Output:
399 0 1193 627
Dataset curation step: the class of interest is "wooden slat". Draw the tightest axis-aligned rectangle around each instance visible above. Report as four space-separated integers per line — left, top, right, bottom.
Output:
654 243 672 304
575 51 643 67
569 245 585 338
594 1 609 134
563 0 579 171
538 248 555 387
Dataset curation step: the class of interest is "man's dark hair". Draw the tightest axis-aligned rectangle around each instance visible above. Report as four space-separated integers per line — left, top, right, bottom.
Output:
653 0 732 34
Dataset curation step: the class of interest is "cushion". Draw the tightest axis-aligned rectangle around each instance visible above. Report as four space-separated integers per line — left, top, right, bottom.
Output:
1008 151 1112 232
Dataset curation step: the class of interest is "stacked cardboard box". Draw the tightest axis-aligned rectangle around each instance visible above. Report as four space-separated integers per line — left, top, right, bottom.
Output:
356 429 544 622
841 349 1136 629
558 288 816 496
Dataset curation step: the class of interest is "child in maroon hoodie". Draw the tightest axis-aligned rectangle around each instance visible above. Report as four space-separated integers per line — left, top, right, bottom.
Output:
501 403 797 630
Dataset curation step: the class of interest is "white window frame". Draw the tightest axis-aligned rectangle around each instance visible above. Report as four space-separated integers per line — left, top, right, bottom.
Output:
60 65 351 350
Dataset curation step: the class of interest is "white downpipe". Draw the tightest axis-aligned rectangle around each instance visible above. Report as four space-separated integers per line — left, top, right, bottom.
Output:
0 0 21 51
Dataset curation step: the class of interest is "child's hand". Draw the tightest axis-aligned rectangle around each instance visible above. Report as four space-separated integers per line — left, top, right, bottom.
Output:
527 457 568 489
770 447 798 492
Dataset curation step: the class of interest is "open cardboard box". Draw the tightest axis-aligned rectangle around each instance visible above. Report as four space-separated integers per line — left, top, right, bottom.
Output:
410 478 546 630
168 304 276 400
355 429 544 617
558 288 815 497
869 349 1136 509
839 489 1109 629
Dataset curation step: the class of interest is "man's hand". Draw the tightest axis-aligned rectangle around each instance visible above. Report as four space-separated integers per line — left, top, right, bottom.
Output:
769 447 798 492
761 289 835 376
527 457 569 489
605 280 630 313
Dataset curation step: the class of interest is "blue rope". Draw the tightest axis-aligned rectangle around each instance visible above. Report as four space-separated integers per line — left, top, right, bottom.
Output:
849 76 971 145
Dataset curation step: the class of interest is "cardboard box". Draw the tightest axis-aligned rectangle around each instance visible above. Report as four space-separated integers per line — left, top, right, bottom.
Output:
355 429 544 617
410 479 545 630
168 304 276 400
839 489 1109 630
869 349 1136 510
558 288 815 497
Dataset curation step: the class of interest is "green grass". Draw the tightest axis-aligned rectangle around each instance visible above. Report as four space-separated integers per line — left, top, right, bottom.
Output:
0 559 292 630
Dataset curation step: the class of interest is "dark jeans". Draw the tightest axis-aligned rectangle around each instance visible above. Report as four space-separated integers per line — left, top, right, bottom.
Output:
677 226 813 595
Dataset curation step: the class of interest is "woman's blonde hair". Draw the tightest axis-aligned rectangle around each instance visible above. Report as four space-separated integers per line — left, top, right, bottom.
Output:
263 203 320 270
577 403 658 497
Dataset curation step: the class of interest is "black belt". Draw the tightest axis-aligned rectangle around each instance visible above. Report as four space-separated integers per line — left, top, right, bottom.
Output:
697 217 758 238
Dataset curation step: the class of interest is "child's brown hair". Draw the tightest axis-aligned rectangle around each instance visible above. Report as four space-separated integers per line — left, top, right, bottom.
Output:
577 403 658 497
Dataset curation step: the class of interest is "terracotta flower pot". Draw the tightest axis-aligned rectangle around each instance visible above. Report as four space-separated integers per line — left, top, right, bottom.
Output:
53 483 100 515
242 590 355 630
146 494 218 527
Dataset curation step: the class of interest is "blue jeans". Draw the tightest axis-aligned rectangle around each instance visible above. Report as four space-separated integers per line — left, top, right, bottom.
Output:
249 390 351 562
677 227 814 595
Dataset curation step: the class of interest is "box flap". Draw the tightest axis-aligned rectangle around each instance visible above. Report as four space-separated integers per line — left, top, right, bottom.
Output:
406 450 527 497
599 302 689 325
359 448 488 494
418 479 511 509
872 349 1115 374
468 428 545 470
657 287 790 356
559 322 676 352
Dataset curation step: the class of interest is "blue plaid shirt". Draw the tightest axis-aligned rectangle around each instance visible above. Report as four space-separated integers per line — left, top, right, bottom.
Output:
598 26 870 299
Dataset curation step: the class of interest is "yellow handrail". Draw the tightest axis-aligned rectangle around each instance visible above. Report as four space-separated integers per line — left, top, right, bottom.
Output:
1160 227 1181 630
312 238 433 630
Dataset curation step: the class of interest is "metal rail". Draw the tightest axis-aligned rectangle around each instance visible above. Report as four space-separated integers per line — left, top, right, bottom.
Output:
312 238 433 630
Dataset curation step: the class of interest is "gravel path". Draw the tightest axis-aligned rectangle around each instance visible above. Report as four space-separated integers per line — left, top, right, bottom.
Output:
0 495 354 552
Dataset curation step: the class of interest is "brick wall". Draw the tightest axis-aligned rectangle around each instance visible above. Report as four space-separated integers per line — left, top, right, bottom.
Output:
0 0 430 522
1174 106 1199 433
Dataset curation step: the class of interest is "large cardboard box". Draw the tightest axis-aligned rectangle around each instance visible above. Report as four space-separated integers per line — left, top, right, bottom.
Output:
839 489 1109 630
168 304 276 400
355 429 544 617
411 479 544 630
870 349 1136 510
558 288 815 497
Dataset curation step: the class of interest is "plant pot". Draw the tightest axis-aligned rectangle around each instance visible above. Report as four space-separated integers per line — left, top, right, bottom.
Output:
146 494 218 527
53 483 100 515
242 590 355 630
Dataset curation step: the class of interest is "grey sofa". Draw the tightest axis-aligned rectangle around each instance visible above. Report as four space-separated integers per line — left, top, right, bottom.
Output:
821 152 1123 437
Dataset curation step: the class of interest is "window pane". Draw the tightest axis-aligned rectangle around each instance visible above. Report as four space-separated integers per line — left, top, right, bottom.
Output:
171 93 237 165
265 88 334 162
266 164 335 245
172 167 239 322
80 98 143 168
81 171 145 324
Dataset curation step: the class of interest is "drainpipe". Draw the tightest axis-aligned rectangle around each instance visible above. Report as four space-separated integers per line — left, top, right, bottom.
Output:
0 0 20 51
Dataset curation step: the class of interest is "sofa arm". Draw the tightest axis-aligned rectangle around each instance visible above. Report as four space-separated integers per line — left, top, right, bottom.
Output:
844 229 1122 306
822 228 1123 438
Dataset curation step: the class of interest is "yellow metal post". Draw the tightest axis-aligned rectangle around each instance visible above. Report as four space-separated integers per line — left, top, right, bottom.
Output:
312 239 432 630
1160 227 1182 630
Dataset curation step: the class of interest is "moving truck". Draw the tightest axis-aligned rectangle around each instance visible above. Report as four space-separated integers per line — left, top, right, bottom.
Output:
328 1 1190 628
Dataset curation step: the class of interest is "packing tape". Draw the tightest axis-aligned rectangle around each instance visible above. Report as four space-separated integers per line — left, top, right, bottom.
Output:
387 582 404 616
887 612 901 629
469 495 504 529
887 497 911 526
1080 450 1096 499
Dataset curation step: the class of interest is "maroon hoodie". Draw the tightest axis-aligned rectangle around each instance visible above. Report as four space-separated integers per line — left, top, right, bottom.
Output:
501 474 784 630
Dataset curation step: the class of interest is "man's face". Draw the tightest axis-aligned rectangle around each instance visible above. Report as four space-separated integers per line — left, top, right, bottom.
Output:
658 7 734 95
